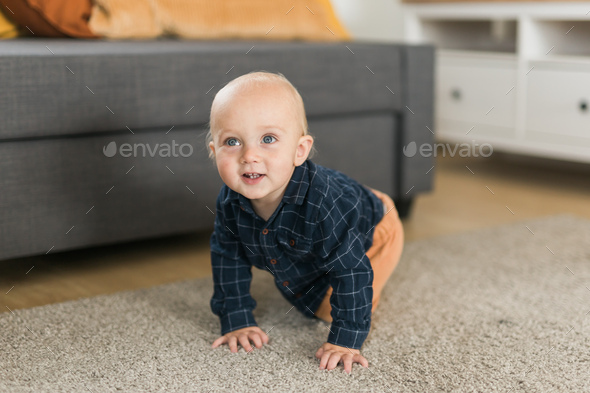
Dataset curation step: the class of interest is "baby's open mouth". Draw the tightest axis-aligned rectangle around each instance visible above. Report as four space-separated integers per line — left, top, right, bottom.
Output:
243 172 264 179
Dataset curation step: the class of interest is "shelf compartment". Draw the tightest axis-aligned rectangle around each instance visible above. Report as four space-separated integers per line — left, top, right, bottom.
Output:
532 20 590 58
420 19 517 53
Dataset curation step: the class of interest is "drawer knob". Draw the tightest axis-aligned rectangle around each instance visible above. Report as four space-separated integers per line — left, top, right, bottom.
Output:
579 100 588 113
451 88 462 101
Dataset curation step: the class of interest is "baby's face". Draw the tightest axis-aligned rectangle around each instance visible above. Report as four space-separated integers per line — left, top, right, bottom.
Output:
209 82 312 207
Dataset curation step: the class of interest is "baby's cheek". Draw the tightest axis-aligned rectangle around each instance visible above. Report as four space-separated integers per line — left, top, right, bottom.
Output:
216 157 235 180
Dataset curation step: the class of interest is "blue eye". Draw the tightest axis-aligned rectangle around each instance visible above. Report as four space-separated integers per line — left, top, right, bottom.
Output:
226 138 240 146
262 135 276 144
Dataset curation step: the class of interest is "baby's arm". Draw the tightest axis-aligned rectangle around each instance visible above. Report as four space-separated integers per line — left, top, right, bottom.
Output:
313 196 375 373
210 197 261 351
212 326 269 353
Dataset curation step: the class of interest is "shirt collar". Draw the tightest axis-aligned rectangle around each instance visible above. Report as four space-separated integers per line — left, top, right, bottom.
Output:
220 160 311 208
281 160 310 206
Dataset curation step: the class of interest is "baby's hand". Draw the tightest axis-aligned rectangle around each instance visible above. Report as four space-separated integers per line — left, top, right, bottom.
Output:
211 326 269 353
315 342 369 374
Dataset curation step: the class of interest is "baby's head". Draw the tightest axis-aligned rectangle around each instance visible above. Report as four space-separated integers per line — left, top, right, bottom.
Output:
207 71 314 204
207 72 310 156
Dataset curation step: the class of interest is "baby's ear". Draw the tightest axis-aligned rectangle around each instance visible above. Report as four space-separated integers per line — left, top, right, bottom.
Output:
294 135 314 165
208 141 216 158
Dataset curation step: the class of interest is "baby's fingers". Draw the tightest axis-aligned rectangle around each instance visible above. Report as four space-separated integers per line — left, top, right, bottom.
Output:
343 354 369 374
211 336 227 348
343 356 354 374
319 351 341 370
318 351 331 370
327 353 342 370
238 335 253 352
354 354 369 368
250 333 263 349
228 336 239 353
315 347 324 359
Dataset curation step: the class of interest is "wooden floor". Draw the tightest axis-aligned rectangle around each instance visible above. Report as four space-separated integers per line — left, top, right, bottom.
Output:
2 153 589 313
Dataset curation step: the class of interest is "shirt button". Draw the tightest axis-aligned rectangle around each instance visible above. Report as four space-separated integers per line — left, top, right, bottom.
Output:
295 293 302 299
240 206 245 211
282 281 289 287
270 259 277 265
262 229 269 235
289 239 295 246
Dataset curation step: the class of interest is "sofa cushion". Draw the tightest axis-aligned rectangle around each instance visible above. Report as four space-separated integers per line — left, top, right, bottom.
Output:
0 40 402 139
0 6 21 38
89 0 349 40
0 0 96 38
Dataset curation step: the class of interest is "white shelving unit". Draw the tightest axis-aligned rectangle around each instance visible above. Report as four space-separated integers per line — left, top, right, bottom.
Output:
403 2 590 163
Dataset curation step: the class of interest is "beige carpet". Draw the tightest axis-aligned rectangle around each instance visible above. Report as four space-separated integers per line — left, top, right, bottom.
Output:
1 215 589 392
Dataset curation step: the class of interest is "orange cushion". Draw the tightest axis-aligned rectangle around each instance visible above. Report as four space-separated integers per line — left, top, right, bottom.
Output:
0 0 97 38
89 0 350 41
0 5 21 38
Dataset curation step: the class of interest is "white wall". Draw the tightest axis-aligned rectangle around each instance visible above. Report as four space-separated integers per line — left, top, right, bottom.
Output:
331 0 405 42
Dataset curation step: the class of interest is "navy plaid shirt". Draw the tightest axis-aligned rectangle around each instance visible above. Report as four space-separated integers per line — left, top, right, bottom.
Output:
210 160 385 349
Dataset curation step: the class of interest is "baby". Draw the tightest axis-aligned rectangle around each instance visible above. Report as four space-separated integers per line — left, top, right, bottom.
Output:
207 71 404 374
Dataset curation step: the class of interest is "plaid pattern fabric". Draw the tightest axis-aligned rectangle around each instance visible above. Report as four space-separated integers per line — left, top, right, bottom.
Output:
210 160 385 349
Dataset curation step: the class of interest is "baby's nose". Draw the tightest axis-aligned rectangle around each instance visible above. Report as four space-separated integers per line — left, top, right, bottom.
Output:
241 144 260 162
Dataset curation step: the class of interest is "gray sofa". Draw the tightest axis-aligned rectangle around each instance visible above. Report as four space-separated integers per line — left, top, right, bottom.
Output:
0 39 434 261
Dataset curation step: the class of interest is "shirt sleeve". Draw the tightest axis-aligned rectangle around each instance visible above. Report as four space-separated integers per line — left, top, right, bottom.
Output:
210 198 258 335
314 193 373 350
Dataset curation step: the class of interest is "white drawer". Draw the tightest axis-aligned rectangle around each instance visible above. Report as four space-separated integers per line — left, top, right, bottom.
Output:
436 57 517 133
526 67 590 141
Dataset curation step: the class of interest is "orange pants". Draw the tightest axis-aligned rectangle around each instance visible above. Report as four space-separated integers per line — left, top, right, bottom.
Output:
315 188 404 322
